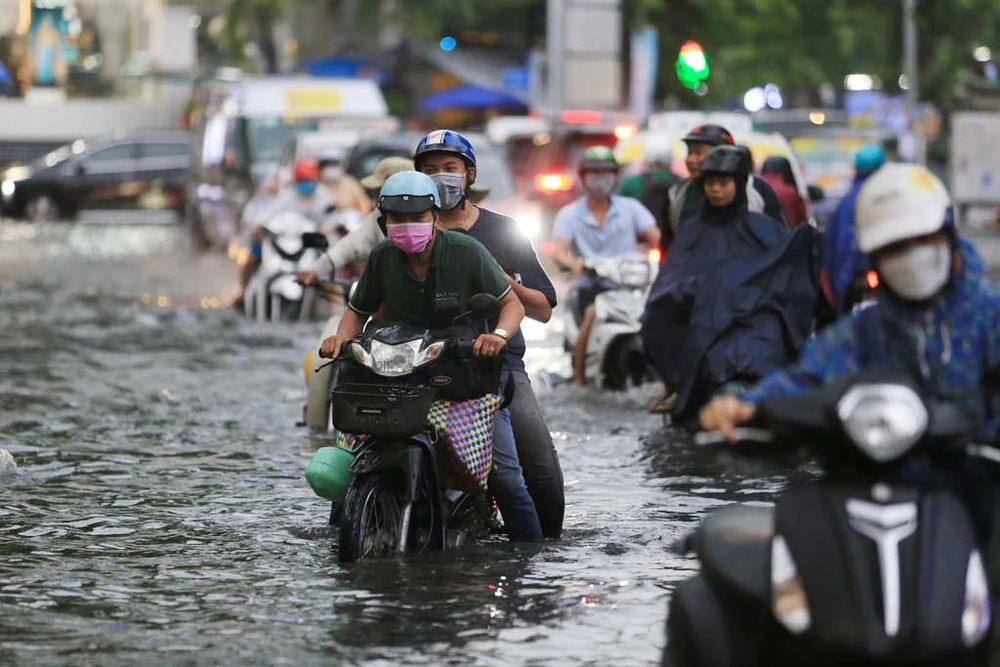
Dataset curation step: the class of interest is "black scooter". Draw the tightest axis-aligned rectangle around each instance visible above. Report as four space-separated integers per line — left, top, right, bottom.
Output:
666 374 994 666
322 294 506 563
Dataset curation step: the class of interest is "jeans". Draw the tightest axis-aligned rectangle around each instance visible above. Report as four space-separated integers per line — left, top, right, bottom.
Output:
507 369 565 538
489 407 543 541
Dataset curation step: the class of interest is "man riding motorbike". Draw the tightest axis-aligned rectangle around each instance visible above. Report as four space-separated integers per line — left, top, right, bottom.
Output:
318 171 542 541
552 146 660 387
642 145 812 419
821 143 887 314
414 129 566 539
667 124 735 232
297 156 413 284
700 164 1000 537
237 158 335 303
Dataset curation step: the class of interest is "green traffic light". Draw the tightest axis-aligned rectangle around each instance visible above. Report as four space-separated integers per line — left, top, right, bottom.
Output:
676 40 710 89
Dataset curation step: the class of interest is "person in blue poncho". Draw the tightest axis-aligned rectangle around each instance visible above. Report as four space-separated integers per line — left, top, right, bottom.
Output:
821 143 886 314
641 145 818 419
702 163 1000 446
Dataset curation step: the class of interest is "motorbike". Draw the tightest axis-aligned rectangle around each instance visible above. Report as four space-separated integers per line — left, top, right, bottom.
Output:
244 213 326 323
665 373 994 666
563 252 658 390
318 294 506 563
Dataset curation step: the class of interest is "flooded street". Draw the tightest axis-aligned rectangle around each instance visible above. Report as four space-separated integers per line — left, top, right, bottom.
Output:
0 222 793 666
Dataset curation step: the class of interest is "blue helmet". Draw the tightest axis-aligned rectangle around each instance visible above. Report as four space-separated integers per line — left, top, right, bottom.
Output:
414 129 477 168
855 144 886 176
378 171 441 213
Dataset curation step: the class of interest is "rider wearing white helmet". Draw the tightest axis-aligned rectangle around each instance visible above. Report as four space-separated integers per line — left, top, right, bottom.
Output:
701 163 1000 448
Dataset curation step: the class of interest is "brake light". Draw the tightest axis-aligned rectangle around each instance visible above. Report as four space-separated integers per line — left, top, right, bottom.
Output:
561 109 603 125
614 124 638 140
866 270 879 289
536 173 574 193
648 247 662 264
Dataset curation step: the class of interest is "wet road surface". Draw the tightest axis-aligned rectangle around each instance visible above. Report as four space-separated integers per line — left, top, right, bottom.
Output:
1 222 796 666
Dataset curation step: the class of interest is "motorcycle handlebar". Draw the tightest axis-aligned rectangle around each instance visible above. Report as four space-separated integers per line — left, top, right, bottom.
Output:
693 428 775 446
455 338 477 359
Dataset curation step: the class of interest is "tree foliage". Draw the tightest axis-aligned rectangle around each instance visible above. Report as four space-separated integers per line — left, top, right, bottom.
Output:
211 0 1000 108
645 0 1000 108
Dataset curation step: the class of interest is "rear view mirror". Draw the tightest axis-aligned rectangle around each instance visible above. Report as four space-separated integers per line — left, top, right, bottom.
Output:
301 232 329 251
468 293 501 319
807 184 825 202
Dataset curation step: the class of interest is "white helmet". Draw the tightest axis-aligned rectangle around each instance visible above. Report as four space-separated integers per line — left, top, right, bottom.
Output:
855 163 950 254
644 133 672 166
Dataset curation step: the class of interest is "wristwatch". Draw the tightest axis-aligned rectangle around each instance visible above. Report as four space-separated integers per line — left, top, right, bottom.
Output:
492 328 509 340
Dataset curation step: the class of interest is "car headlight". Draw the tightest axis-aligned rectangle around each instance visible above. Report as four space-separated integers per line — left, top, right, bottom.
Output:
1 180 15 198
836 384 928 462
363 339 445 377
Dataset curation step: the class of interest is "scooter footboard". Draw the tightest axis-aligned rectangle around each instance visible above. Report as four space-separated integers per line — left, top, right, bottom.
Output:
773 483 985 660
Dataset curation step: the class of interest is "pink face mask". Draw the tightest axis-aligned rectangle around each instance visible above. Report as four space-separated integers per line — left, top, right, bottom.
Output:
387 222 434 254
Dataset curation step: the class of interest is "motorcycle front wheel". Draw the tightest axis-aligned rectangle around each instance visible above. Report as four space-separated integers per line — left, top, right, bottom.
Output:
338 474 402 563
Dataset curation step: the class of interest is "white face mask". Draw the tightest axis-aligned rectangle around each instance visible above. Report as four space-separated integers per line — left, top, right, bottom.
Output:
321 166 344 181
878 240 952 301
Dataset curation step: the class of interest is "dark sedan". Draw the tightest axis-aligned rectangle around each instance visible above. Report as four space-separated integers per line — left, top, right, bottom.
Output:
1 131 189 222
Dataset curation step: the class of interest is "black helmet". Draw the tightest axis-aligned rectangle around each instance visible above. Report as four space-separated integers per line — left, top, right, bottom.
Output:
682 124 735 147
700 145 748 181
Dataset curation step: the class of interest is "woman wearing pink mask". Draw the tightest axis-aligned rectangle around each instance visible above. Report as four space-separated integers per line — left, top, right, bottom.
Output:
319 171 542 541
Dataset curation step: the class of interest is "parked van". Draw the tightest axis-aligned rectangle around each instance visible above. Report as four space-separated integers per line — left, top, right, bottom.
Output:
186 72 391 249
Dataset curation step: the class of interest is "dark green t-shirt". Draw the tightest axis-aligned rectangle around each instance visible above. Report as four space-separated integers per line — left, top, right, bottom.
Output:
618 168 682 200
349 229 512 331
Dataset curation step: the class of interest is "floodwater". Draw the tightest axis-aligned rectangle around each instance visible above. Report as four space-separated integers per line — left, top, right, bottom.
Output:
0 222 791 666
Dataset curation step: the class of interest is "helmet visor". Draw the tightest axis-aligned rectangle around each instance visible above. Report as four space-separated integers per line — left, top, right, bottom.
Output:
379 194 438 214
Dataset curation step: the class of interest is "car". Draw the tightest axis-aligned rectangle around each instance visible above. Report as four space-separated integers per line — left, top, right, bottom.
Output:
0 130 189 222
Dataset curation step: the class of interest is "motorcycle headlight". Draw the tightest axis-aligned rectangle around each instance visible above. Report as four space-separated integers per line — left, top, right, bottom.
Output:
349 341 372 368
836 384 928 463
618 259 651 288
366 339 444 377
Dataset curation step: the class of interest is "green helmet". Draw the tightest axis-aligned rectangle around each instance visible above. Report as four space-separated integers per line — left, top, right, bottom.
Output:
579 146 619 173
305 446 355 503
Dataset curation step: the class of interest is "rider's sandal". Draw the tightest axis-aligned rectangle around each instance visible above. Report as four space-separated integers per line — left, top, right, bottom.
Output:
647 391 677 414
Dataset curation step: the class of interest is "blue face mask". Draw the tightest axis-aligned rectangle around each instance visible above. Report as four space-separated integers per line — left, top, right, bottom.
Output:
296 180 317 197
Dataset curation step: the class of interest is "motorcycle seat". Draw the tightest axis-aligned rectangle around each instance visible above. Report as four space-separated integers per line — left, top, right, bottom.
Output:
697 504 773 603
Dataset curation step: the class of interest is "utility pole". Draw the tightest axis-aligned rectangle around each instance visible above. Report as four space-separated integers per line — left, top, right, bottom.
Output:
546 0 565 114
546 0 622 114
903 0 925 164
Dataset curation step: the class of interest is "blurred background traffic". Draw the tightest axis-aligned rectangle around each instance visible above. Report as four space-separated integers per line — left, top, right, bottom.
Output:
0 0 997 240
